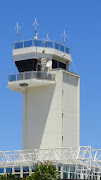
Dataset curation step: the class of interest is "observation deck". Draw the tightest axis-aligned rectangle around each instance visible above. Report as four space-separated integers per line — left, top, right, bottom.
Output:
8 71 55 93
13 39 70 53
13 39 71 63
8 38 71 92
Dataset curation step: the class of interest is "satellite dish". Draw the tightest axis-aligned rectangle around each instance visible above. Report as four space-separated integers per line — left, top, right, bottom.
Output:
46 60 52 68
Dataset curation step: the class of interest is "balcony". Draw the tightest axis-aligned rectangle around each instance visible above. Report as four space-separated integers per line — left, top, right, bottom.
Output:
13 39 70 54
8 71 55 93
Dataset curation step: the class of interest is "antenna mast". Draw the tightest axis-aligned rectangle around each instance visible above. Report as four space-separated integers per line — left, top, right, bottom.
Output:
15 22 21 42
44 34 50 41
33 18 39 39
44 34 50 47
61 30 68 45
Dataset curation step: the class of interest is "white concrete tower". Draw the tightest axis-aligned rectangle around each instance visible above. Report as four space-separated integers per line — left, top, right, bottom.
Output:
8 35 80 150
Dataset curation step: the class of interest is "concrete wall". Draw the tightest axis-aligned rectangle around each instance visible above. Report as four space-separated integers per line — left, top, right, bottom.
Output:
62 72 80 147
22 70 80 150
22 71 62 149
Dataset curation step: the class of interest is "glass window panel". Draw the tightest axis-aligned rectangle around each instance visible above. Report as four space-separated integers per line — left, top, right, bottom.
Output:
19 74 24 80
24 40 32 47
6 168 12 173
59 62 66 69
60 45 64 52
0 168 4 173
37 71 42 79
63 166 69 172
17 74 19 80
41 41 45 47
44 41 53 48
70 173 75 179
31 166 35 172
95 168 98 172
10 75 16 81
15 42 23 49
52 59 58 69
63 172 68 179
70 166 75 172
77 171 81 173
35 40 43 47
23 167 29 172
55 43 59 50
65 47 69 54
14 167 20 173
25 73 31 79
84 175 86 180
15 43 18 49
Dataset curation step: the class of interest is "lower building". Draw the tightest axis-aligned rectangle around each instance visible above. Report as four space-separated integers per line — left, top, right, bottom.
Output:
0 146 101 179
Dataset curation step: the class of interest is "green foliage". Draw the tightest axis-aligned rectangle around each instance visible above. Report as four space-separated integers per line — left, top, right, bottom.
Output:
26 161 60 180
0 173 22 180
0 173 16 180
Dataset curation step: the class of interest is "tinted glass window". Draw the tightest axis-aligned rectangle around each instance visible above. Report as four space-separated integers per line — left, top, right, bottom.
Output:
52 60 57 69
0 168 4 173
14 167 20 172
6 168 12 173
59 62 66 69
23 167 29 172
15 59 38 72
32 166 35 172
52 59 66 70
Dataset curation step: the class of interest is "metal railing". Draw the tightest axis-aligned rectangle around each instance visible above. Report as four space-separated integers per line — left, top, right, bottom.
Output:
0 147 91 165
13 39 70 54
8 71 55 82
0 146 99 172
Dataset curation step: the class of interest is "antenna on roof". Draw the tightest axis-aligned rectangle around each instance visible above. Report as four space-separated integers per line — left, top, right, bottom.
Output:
15 22 21 42
44 34 50 41
61 30 68 45
33 18 39 39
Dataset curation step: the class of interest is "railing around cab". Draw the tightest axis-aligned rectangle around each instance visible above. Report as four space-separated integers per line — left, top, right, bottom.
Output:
8 71 56 82
13 39 70 54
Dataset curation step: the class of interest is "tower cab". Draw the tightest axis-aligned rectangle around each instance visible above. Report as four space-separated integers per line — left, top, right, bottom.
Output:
8 38 71 93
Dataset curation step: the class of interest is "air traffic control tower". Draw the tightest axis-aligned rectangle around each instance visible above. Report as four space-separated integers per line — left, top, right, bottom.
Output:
8 24 80 150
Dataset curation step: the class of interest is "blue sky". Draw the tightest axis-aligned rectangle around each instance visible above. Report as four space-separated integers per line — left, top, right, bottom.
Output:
0 0 101 151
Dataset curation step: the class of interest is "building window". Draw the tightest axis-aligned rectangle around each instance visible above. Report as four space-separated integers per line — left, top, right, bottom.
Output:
62 136 63 147
52 59 66 70
23 167 29 173
62 90 64 106
62 113 63 129
14 167 20 173
6 168 12 173
32 166 35 172
0 168 4 173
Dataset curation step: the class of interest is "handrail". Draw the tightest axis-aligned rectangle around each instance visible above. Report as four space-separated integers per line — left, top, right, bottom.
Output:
8 71 55 82
13 39 70 54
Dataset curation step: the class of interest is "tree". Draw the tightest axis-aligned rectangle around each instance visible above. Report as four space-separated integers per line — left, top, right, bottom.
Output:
26 161 60 180
0 173 21 180
0 173 15 180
